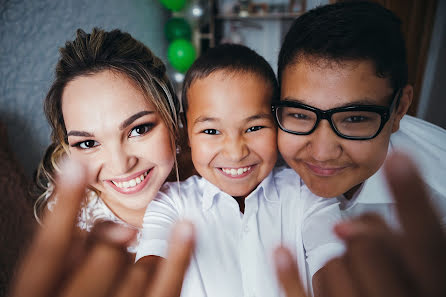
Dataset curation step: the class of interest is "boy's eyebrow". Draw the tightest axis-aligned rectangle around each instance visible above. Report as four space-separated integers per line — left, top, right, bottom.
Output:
282 96 383 108
193 116 219 125
244 113 272 123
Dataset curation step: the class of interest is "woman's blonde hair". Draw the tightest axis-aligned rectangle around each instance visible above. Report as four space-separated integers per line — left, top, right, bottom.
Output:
35 28 180 222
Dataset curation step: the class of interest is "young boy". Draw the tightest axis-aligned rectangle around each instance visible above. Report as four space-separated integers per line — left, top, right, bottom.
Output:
274 1 446 230
136 44 343 297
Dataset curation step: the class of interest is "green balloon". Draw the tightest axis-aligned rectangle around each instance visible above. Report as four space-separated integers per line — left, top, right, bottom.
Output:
159 0 186 11
165 18 191 42
167 39 196 73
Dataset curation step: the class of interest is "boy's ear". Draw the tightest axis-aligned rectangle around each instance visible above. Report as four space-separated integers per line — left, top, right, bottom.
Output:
391 84 413 133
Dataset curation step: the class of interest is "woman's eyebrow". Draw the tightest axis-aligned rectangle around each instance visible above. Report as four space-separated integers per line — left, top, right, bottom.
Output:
67 130 94 137
120 111 154 130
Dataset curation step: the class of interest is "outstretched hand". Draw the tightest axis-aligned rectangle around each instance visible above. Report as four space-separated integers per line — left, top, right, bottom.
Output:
274 152 446 297
8 159 195 297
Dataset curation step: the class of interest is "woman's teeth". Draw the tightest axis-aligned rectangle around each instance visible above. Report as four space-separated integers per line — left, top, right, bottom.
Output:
111 171 148 189
222 166 251 176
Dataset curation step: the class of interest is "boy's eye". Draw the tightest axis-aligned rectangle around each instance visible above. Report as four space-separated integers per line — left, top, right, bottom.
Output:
202 129 220 135
246 126 264 132
74 140 99 149
343 115 369 123
129 124 154 137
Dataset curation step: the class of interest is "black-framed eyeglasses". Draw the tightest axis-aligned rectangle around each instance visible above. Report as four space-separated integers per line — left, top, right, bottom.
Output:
272 89 401 140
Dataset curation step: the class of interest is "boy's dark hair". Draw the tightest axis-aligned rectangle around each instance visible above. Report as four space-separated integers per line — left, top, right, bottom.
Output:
182 43 279 115
278 1 408 91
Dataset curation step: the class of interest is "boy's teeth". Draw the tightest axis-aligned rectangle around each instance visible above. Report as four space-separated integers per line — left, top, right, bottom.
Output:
112 171 148 189
222 166 251 176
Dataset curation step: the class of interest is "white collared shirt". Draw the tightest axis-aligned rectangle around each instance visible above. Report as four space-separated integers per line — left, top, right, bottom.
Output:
137 167 343 297
337 115 446 228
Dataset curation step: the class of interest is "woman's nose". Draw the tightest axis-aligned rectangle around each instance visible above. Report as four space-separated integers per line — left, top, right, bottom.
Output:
108 145 137 175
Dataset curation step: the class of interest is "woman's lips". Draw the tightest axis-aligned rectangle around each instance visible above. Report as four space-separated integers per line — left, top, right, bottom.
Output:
304 162 346 176
107 168 153 195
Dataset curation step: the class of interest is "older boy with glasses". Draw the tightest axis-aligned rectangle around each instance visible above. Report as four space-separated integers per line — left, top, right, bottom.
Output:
275 1 446 232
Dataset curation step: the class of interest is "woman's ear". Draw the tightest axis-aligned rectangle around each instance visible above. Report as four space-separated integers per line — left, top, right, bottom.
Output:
391 84 413 133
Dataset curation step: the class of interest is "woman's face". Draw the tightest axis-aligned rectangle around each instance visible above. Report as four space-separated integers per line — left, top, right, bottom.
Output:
62 70 174 226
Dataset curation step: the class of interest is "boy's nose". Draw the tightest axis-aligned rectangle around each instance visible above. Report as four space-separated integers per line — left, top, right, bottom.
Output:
222 136 249 162
308 121 342 162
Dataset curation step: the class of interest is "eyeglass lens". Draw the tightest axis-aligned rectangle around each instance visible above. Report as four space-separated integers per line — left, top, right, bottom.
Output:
276 107 382 138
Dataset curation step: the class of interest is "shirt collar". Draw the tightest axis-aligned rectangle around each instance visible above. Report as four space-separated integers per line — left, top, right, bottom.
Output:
255 170 280 203
200 170 279 212
202 178 223 211
349 141 395 205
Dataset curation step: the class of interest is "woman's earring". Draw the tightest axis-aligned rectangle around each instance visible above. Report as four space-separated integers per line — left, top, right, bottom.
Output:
176 145 181 155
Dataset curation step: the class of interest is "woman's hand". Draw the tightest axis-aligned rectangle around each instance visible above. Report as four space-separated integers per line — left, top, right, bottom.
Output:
274 152 446 297
8 160 195 297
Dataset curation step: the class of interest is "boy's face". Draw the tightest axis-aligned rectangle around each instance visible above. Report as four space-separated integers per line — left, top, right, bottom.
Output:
278 59 411 199
186 71 277 198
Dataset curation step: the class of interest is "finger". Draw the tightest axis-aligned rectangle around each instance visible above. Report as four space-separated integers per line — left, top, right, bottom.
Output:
9 159 87 297
385 152 446 296
273 246 307 297
113 260 160 297
149 221 195 297
338 215 414 297
61 224 137 297
318 257 359 297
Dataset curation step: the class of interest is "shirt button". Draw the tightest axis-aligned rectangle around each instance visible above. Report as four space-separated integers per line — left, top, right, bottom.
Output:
244 225 250 233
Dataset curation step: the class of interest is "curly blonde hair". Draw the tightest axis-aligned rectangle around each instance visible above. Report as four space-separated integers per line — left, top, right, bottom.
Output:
35 28 180 222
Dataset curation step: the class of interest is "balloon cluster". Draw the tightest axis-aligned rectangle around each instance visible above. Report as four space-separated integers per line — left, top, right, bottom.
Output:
159 0 196 73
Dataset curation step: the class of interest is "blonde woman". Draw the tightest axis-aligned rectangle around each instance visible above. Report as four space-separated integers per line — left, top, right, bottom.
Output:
35 28 182 252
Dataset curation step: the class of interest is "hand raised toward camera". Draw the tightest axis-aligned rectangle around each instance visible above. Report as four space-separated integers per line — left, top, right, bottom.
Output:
274 152 446 297
8 160 195 297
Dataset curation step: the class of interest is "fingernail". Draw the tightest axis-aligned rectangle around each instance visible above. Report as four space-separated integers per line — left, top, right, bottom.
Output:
334 221 365 239
103 224 137 244
274 247 292 272
174 221 194 242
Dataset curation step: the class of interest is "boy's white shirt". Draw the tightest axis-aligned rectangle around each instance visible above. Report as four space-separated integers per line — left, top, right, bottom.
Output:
337 115 446 228
136 166 344 297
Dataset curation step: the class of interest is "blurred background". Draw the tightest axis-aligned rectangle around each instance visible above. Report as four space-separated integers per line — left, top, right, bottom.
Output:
0 0 445 178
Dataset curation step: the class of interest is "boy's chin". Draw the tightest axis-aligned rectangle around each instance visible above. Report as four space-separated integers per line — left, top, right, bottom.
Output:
304 181 349 199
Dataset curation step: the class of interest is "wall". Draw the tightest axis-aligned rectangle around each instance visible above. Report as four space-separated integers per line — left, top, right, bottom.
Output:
417 0 446 129
218 0 328 73
0 0 168 177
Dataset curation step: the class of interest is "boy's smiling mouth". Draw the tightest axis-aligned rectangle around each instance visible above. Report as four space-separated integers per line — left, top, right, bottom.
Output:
304 162 347 177
218 165 254 178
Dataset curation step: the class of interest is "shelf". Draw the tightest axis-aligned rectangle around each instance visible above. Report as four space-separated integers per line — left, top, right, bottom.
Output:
216 12 302 20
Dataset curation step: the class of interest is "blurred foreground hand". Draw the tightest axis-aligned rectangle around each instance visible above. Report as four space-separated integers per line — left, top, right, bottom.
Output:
274 152 446 297
8 160 195 297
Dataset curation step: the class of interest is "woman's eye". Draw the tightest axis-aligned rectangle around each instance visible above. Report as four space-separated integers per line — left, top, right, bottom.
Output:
75 140 99 149
202 129 220 135
246 126 264 132
129 124 154 137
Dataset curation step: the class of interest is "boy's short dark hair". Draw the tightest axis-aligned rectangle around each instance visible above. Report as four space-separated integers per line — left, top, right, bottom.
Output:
182 43 279 115
278 1 408 91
